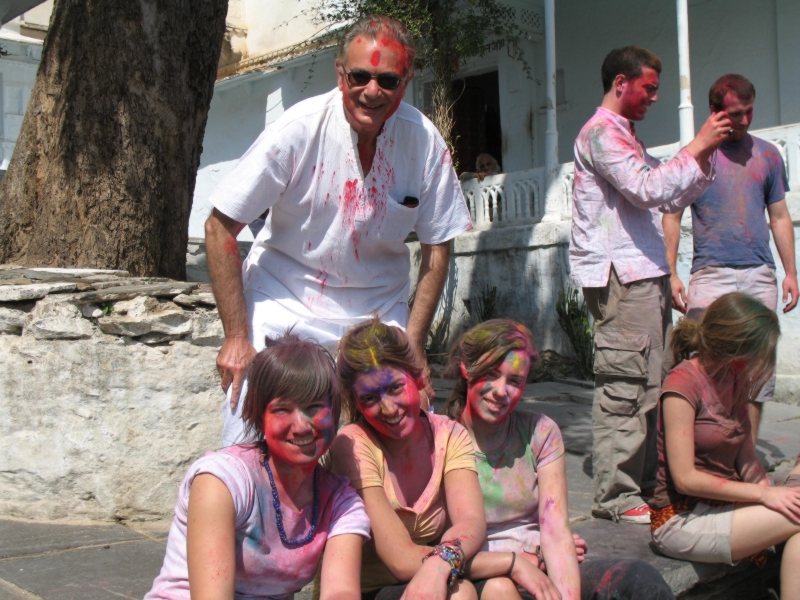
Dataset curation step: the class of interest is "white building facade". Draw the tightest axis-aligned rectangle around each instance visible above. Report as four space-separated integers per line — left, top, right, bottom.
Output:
2 0 800 401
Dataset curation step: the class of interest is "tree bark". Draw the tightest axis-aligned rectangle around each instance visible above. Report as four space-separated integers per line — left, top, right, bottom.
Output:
0 0 227 279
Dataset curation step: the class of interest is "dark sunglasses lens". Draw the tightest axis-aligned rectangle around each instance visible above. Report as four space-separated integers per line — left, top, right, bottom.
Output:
348 71 373 86
377 74 401 90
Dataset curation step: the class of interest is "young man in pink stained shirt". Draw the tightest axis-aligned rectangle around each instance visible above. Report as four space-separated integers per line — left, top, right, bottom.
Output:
570 46 731 524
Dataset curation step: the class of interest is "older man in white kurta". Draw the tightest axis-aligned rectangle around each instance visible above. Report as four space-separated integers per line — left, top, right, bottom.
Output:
205 17 472 446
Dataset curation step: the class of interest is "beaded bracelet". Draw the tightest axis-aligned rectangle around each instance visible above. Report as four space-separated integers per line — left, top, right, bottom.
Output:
423 538 465 590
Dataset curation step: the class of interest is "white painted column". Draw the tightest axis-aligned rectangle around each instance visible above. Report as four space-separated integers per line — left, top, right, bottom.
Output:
676 0 694 147
542 0 561 222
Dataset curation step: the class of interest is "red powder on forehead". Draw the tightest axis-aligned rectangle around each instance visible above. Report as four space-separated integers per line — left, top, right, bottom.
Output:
376 34 409 75
371 50 381 66
356 37 362 43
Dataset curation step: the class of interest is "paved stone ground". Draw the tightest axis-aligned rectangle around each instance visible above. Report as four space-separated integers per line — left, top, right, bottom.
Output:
1 379 797 599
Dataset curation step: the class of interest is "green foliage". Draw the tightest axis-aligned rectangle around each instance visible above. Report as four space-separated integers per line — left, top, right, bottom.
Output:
555 285 594 380
472 284 498 323
316 0 529 71
426 315 450 357
100 302 114 316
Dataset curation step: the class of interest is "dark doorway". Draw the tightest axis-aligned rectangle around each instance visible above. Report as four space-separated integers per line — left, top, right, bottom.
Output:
450 71 502 176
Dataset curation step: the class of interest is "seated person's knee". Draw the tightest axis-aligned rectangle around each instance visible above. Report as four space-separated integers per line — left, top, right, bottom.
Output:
477 577 522 600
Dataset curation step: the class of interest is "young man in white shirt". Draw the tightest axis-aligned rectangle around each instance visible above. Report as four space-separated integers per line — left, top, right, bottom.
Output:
570 46 730 523
205 16 472 446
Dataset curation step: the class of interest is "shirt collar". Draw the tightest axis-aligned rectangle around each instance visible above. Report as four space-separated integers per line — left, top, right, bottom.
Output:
596 106 635 135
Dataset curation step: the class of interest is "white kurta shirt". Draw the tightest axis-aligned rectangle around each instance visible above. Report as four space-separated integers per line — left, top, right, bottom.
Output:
210 88 472 327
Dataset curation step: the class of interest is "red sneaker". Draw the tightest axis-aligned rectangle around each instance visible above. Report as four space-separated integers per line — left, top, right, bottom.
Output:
619 503 651 524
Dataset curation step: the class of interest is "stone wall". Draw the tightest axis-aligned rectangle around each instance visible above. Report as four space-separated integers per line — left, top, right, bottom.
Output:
408 221 573 360
188 223 575 361
0 268 224 522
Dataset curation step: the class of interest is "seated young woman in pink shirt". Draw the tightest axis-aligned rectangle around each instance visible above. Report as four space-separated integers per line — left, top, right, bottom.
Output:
650 293 800 599
447 319 675 600
145 334 370 600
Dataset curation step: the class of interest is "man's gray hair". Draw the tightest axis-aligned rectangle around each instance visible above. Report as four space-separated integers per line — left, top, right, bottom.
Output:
337 15 416 77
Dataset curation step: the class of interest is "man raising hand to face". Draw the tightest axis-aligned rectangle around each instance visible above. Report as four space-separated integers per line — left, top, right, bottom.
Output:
570 46 731 525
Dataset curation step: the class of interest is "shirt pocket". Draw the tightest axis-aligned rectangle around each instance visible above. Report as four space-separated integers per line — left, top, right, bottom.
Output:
376 197 419 242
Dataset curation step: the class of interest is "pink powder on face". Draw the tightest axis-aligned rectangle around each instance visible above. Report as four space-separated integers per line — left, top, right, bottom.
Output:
341 88 359 121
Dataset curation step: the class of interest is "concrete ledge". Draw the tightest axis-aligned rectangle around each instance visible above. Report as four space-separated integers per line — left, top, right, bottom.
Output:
573 519 780 598
451 220 570 255
0 269 224 522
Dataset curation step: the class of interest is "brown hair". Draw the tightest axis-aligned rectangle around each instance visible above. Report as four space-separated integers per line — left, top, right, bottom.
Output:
337 15 416 77
601 46 662 93
242 333 341 453
709 73 755 111
337 317 424 424
671 292 779 407
443 319 539 419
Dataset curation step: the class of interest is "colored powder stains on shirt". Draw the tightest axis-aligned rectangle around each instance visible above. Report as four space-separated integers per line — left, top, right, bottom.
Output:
472 411 564 553
331 413 477 593
143 445 370 600
689 135 788 273
650 359 754 510
570 107 712 288
208 88 471 324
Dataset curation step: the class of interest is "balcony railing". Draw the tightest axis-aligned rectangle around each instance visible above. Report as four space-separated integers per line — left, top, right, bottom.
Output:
462 122 800 231
461 162 574 228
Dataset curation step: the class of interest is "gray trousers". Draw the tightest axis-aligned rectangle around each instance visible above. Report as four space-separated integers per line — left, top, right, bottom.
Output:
583 267 672 520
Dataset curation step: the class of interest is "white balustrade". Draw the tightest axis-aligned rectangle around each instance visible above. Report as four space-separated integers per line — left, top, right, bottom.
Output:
462 122 800 231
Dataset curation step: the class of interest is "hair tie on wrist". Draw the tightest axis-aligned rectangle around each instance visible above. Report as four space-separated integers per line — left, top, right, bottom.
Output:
507 552 516 577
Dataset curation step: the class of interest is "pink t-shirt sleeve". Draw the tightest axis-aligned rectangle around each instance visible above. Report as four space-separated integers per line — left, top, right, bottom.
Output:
183 452 255 530
327 481 371 540
530 414 565 470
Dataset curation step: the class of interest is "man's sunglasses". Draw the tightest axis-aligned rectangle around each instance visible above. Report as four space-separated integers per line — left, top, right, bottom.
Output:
343 68 403 91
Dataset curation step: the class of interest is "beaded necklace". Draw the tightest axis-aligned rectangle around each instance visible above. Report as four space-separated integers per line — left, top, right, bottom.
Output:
264 457 319 546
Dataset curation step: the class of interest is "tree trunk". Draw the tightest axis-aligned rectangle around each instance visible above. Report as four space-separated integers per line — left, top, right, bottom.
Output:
0 0 227 279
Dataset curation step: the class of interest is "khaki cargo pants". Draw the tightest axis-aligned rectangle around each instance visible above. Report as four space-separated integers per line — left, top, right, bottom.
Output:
583 267 672 521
